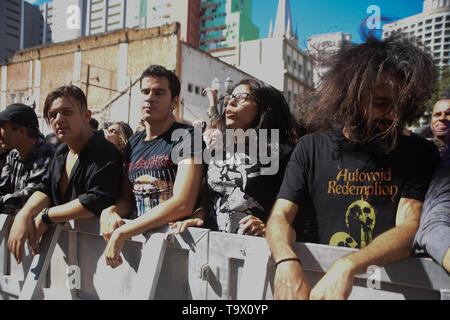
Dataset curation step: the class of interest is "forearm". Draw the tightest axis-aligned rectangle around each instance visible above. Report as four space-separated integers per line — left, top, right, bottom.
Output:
16 191 51 219
267 212 298 262
343 222 419 276
443 249 450 273
117 198 193 239
0 186 40 214
47 199 96 223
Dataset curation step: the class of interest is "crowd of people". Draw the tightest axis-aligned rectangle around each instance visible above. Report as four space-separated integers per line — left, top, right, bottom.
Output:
0 34 449 300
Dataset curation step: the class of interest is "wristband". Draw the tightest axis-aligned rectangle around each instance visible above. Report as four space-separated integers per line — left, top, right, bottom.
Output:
41 208 54 225
275 257 301 268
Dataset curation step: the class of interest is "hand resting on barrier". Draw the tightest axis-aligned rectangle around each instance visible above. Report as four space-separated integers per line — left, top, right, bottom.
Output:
100 207 126 243
274 259 311 300
238 215 266 237
169 207 266 237
169 207 206 234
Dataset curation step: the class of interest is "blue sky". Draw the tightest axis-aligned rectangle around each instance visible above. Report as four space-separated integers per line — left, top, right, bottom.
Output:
26 0 425 48
25 0 51 5
253 0 425 48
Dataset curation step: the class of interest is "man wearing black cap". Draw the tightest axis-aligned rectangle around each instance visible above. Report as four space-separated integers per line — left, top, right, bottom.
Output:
0 104 55 215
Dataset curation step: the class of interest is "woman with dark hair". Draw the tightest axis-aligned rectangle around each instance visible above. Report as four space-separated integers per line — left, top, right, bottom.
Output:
104 121 134 155
170 78 301 236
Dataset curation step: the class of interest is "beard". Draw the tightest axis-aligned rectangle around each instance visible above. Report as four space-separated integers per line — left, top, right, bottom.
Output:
350 118 401 154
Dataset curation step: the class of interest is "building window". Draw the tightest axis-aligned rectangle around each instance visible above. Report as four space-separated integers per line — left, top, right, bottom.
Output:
188 84 193 93
9 93 16 104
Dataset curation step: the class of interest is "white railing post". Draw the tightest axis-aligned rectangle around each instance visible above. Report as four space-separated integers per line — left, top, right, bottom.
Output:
237 240 271 300
19 224 62 300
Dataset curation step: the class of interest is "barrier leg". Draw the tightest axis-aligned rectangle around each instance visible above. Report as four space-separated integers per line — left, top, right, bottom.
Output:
18 224 62 300
130 233 167 300
237 241 271 300
0 215 13 276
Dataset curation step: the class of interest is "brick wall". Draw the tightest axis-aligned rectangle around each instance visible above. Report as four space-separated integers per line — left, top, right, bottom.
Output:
0 23 181 116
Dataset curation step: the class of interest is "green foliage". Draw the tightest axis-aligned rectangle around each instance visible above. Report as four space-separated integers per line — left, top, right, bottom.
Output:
424 66 450 114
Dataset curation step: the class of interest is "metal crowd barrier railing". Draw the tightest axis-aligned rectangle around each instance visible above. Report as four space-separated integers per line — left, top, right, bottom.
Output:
0 215 449 300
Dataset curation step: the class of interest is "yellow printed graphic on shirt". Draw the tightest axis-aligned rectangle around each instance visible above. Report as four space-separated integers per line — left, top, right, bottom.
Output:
329 198 376 249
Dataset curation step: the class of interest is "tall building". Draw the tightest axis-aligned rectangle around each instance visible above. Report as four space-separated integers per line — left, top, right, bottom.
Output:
130 0 201 46
199 0 259 52
382 0 450 67
307 31 352 87
209 0 314 108
38 0 200 47
0 0 41 63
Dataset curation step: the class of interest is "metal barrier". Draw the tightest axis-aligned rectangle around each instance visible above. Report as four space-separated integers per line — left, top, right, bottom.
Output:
0 216 449 300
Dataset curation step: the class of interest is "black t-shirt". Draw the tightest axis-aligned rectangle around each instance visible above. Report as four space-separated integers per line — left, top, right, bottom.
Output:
277 131 440 248
125 122 203 217
206 142 292 234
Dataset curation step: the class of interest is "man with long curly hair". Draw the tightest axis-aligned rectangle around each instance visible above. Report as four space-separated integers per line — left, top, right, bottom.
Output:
266 34 441 300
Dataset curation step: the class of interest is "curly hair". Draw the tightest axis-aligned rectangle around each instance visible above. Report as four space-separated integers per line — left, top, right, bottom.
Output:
306 33 437 152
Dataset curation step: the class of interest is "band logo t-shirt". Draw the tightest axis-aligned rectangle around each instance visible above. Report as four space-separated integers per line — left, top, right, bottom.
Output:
125 122 201 217
277 131 440 249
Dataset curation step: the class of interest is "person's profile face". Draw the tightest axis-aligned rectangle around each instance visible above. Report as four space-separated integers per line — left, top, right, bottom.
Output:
104 123 125 151
0 121 21 150
224 85 259 131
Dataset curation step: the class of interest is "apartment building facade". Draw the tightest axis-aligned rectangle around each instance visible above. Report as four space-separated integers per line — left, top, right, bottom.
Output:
38 0 200 47
199 0 259 51
383 0 450 67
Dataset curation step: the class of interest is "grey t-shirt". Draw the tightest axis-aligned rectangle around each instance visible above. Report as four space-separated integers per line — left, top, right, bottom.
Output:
413 158 450 267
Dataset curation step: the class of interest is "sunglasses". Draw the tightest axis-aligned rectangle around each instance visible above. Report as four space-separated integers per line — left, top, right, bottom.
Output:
222 93 253 106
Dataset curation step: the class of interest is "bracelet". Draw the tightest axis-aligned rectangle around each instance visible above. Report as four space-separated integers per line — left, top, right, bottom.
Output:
41 208 54 225
275 257 301 268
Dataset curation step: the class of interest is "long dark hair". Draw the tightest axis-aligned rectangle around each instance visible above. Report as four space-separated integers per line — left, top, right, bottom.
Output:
214 78 303 146
305 33 436 151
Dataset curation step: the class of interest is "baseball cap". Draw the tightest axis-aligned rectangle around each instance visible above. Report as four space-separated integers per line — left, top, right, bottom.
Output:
0 104 39 128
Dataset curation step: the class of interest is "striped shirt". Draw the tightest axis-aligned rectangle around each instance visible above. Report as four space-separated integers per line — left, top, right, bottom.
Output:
0 140 55 214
